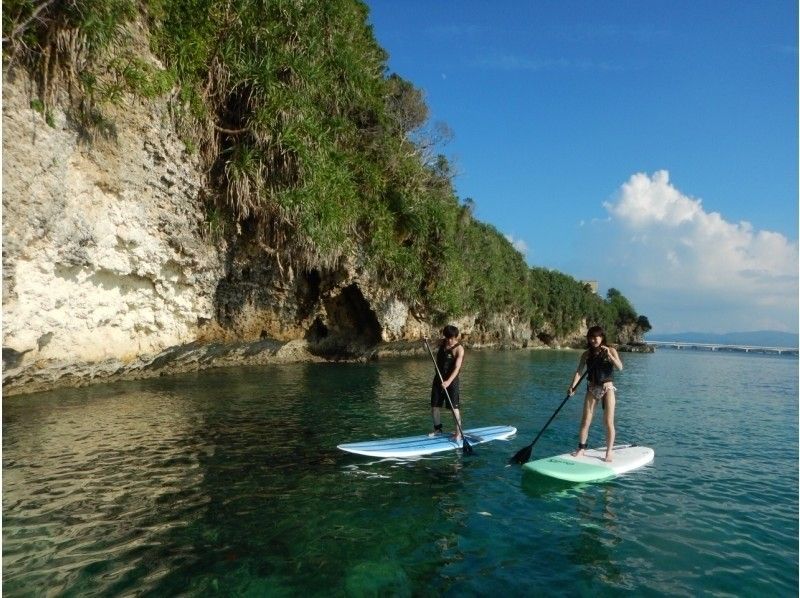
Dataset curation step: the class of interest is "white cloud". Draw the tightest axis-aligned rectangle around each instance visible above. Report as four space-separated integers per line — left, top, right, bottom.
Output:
505 234 528 256
597 170 798 333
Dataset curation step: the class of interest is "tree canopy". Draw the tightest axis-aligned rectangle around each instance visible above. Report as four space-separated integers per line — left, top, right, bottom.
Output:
4 0 649 340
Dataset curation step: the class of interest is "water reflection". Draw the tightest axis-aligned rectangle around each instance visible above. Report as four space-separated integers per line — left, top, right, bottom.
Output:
3 386 208 595
570 484 625 588
3 350 797 596
518 471 628 592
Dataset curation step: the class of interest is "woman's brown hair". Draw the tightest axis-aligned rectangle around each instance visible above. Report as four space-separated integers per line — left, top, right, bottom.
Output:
586 325 607 350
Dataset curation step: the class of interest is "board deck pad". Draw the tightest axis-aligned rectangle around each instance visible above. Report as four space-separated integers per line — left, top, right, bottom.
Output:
338 425 517 458
523 444 654 482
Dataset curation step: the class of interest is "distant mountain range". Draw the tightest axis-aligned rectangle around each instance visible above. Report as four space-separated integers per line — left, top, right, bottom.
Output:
645 330 799 348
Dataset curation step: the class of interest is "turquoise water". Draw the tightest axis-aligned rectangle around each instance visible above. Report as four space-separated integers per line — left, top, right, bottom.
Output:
3 349 798 596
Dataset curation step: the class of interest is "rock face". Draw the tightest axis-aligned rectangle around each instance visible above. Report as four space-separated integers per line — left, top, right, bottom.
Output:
2 72 539 396
616 322 647 346
2 73 227 394
613 322 654 353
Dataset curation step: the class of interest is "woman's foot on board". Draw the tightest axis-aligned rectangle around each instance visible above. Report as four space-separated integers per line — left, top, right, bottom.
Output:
572 442 588 458
604 451 614 463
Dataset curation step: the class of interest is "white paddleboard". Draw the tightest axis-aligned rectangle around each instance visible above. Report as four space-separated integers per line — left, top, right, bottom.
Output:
338 425 517 458
523 444 654 482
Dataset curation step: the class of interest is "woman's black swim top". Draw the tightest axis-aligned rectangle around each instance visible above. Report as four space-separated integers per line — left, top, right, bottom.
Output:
586 349 614 384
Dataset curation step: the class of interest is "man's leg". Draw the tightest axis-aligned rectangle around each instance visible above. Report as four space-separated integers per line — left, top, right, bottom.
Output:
428 407 443 436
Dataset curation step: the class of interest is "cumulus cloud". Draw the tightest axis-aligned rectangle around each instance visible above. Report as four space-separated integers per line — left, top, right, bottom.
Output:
598 170 798 332
505 234 529 256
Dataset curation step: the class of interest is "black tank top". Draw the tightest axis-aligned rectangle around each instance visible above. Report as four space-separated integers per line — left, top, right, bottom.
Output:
436 343 460 379
586 350 614 384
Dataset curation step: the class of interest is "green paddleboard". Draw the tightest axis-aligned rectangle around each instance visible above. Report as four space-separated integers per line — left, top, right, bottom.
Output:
523 444 654 482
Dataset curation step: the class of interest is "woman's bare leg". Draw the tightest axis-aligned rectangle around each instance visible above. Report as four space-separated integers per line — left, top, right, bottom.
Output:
572 393 595 457
603 389 616 462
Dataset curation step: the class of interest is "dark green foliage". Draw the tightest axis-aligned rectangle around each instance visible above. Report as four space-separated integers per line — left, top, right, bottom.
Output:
4 0 172 138
530 268 592 337
528 271 645 342
5 0 649 339
4 0 137 54
150 0 396 266
606 288 637 324
637 315 652 333
385 74 428 134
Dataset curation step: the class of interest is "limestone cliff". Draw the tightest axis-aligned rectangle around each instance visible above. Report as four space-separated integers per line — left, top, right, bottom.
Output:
3 71 222 392
2 72 538 396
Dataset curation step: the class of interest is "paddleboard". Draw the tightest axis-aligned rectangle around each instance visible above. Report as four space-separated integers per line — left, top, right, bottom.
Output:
338 425 517 458
523 444 654 482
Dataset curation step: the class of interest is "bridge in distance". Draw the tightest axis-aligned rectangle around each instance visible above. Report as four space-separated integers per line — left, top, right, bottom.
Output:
646 341 799 356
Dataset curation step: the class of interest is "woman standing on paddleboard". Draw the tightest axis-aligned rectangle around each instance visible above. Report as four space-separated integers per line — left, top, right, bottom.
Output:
568 326 623 462
429 325 465 440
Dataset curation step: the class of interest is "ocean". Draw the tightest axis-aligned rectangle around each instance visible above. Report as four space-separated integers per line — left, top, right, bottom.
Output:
3 348 797 596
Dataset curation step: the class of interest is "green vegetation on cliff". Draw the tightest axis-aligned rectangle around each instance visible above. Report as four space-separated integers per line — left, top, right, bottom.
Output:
4 0 649 340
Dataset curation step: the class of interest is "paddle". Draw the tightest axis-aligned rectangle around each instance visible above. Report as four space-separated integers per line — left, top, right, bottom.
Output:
509 369 589 465
423 338 473 456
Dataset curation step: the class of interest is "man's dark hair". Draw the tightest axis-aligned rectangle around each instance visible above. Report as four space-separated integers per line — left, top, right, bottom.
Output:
442 325 459 339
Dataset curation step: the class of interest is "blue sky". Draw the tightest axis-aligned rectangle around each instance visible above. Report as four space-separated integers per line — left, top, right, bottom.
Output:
365 1 798 334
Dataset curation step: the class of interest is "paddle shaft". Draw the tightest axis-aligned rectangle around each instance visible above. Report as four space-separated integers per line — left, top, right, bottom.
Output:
423 338 468 442
526 369 589 451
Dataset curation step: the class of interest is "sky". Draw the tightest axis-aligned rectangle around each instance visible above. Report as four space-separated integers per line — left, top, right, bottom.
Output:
365 1 798 334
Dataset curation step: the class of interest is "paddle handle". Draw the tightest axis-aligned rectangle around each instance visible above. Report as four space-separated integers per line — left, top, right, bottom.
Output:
526 369 589 450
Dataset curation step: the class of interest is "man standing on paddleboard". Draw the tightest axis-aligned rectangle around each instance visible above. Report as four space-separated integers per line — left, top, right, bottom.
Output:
567 326 623 462
429 325 465 440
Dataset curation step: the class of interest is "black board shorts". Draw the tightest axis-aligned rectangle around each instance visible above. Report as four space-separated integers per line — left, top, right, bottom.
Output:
431 377 460 409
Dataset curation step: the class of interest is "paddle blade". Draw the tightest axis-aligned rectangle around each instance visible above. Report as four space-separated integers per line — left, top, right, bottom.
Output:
462 438 474 456
509 444 532 465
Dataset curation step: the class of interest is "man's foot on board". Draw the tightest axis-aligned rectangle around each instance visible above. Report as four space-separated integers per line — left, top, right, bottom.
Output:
571 449 585 458
428 425 444 438
604 452 614 463
450 433 462 441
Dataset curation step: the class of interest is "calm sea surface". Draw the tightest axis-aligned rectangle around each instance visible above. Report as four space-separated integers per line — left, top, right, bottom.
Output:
3 349 798 596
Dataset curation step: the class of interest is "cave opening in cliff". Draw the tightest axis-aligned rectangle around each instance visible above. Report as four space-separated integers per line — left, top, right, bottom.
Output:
305 269 321 301
323 284 381 345
306 317 329 342
297 268 322 321
537 332 554 345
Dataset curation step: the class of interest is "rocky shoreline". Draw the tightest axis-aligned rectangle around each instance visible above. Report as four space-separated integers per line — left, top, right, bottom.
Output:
2 336 656 397
616 342 656 353
0 338 540 397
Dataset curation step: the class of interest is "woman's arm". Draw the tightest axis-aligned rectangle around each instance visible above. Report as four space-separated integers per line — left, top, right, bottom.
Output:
605 346 623 370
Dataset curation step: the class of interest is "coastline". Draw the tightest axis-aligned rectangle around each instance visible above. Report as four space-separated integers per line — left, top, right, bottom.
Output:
1 337 654 397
